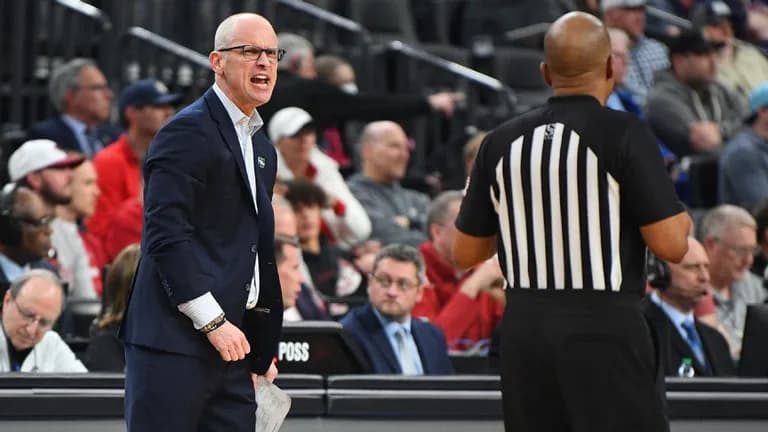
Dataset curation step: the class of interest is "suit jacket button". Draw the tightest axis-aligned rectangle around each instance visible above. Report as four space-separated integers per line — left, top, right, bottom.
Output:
245 283 251 291
250 244 258 253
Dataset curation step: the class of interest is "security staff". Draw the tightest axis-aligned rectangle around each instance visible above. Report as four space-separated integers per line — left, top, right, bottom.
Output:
452 12 691 432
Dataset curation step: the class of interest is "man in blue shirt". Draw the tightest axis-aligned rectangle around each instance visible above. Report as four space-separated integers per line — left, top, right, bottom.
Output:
341 244 453 375
643 237 735 376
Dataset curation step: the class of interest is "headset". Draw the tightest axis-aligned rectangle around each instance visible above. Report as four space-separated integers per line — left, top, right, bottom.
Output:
646 252 670 291
0 182 22 247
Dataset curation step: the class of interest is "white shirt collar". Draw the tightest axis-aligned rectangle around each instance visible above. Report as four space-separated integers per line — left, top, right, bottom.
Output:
211 83 263 135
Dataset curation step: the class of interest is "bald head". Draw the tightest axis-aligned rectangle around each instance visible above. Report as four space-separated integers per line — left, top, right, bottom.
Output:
542 12 614 99
360 121 410 184
213 13 273 50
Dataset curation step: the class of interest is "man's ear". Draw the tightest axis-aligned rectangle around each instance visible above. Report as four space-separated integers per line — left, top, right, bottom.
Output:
209 51 223 75
606 54 614 80
540 62 552 87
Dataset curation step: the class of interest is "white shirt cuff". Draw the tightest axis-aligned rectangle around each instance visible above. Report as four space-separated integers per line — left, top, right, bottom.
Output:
177 292 225 330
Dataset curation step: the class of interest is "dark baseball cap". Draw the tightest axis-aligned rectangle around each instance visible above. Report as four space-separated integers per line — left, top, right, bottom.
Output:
668 30 724 56
691 1 732 28
118 79 182 115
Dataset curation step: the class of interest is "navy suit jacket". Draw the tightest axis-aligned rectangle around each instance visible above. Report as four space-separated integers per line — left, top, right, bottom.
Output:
119 88 283 374
27 116 120 154
341 304 453 375
642 297 735 377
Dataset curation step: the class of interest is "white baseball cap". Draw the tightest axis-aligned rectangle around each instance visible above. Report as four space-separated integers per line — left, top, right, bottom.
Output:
267 107 315 143
8 139 85 181
602 0 646 12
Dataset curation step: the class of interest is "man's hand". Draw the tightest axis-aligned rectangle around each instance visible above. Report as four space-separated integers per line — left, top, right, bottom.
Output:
206 321 251 361
427 92 464 117
251 362 279 388
688 122 722 152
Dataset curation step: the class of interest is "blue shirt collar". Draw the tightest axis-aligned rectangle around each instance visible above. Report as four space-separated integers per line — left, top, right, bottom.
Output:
371 306 412 337
651 291 695 328
0 253 26 283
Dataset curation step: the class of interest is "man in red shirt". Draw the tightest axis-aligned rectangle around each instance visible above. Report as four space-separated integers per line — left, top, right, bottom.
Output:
412 191 505 354
88 80 180 247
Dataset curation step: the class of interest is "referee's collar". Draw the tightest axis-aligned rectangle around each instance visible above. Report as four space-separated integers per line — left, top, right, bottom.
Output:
548 94 602 106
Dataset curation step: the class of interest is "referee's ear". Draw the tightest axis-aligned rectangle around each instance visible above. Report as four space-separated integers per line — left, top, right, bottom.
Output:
540 62 552 88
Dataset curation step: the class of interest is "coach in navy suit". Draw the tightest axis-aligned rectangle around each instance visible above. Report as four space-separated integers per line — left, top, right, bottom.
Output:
342 244 453 375
120 13 284 432
27 59 119 157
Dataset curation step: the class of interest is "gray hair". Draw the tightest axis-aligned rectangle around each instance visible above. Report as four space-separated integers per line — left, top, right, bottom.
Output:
372 244 426 283
700 204 757 239
48 58 97 112
426 190 463 240
277 33 313 71
9 269 65 300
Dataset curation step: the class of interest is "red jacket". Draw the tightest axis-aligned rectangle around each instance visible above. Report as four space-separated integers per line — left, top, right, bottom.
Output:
413 242 504 353
103 197 143 264
88 134 141 246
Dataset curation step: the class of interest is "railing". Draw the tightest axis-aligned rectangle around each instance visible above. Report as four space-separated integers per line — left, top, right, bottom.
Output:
120 27 214 102
647 5 694 31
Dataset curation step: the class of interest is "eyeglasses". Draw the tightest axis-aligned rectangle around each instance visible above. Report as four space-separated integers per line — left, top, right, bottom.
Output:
717 240 757 258
11 297 55 329
18 215 53 230
217 45 286 63
371 273 419 292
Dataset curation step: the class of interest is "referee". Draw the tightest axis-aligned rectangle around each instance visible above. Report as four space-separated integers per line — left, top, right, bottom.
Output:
453 12 691 432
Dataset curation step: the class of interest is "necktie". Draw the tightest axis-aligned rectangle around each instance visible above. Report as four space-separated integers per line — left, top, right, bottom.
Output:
681 320 706 367
83 128 102 157
395 325 418 375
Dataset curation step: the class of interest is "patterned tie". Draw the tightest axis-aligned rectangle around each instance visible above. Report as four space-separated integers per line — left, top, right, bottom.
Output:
83 128 102 157
395 325 418 375
681 320 706 367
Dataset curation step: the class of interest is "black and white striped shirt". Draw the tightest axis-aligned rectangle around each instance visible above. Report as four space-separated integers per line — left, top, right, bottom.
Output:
457 95 683 295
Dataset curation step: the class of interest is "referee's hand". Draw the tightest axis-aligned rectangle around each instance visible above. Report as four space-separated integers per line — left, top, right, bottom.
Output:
206 321 251 361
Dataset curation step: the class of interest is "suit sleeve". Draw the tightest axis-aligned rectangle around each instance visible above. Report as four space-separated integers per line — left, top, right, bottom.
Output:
142 116 216 305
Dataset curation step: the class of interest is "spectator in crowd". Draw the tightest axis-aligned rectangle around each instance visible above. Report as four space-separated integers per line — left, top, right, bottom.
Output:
314 54 359 170
0 269 86 372
348 121 431 247
696 1 768 103
602 0 671 106
643 238 736 376
27 59 119 157
268 107 371 249
52 156 103 301
647 30 746 157
84 244 140 372
8 139 84 213
274 235 304 323
412 191 504 354
284 180 364 303
341 244 453 375
102 170 144 265
462 131 486 179
272 196 329 322
0 185 56 283
698 205 768 358
751 199 768 280
89 80 180 249
9 141 99 301
719 83 768 208
258 33 461 126
607 27 644 114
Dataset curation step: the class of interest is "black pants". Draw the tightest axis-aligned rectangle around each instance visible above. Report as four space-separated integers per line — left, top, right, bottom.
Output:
500 290 669 432
125 343 255 432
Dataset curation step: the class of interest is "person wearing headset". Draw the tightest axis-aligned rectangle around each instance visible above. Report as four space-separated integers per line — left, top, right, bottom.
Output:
0 184 57 284
0 269 86 372
642 236 736 376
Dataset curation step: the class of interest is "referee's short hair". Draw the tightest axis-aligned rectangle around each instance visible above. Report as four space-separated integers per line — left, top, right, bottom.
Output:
700 204 757 240
372 244 426 284
426 190 463 240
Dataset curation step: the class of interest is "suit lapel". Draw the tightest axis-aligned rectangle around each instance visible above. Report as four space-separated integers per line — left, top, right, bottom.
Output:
204 89 256 210
360 305 401 373
410 322 429 374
